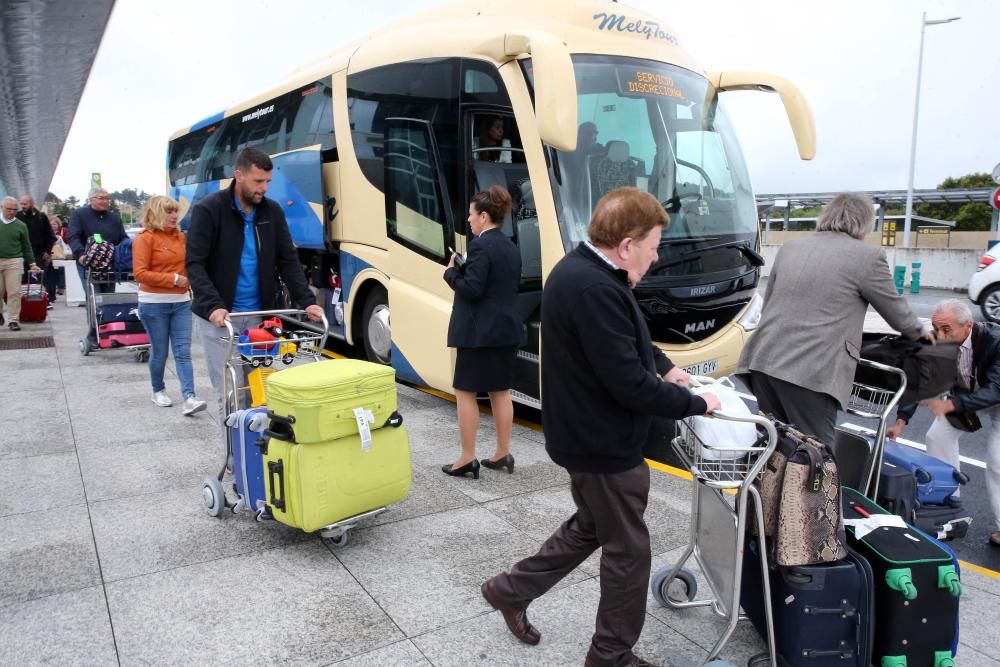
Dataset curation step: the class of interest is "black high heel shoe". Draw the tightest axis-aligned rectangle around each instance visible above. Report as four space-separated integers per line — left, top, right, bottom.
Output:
442 459 481 479
480 454 515 474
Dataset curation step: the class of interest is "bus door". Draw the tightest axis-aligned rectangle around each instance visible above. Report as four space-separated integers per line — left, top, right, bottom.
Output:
463 107 542 406
381 117 458 389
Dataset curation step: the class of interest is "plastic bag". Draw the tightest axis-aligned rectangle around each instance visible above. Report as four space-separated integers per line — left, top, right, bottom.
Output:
688 377 757 460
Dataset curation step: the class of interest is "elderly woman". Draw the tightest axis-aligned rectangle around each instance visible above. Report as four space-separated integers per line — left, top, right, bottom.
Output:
737 192 933 443
134 196 207 416
441 186 522 478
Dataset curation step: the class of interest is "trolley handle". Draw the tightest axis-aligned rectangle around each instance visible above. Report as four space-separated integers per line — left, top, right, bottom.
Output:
223 308 330 362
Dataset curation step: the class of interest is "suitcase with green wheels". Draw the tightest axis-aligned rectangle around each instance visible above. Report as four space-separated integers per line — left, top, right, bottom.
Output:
263 420 412 533
265 359 397 444
842 488 960 667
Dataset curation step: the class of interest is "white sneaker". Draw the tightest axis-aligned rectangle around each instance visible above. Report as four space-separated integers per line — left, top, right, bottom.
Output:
152 391 173 407
183 396 207 416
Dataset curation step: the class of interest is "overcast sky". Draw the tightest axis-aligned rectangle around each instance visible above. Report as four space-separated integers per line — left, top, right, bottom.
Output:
49 0 998 200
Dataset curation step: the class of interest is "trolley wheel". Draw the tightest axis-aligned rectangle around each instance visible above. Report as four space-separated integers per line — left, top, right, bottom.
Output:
79 339 90 356
327 531 350 547
135 349 149 363
651 565 698 608
747 652 772 667
251 358 261 368
202 477 225 518
262 357 273 368
254 507 269 522
282 354 294 365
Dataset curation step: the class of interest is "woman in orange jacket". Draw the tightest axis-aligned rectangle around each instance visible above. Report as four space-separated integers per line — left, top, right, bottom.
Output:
134 196 206 415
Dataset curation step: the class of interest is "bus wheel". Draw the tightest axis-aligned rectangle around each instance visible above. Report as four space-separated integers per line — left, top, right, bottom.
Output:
362 287 391 365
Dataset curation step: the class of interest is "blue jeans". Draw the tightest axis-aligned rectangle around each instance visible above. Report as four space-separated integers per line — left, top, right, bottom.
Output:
138 301 196 398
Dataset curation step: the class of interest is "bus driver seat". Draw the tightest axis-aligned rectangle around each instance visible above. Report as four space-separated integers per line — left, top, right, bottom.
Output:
590 139 636 205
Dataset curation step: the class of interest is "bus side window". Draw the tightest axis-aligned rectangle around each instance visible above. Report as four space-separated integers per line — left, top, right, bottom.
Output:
384 119 450 260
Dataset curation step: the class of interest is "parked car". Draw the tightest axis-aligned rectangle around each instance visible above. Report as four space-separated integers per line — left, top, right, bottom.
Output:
968 244 1000 323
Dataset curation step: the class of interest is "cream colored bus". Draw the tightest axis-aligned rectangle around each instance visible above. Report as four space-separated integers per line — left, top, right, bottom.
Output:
168 0 815 407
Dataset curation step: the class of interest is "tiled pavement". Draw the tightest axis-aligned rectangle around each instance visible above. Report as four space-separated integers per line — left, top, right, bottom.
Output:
2 304 998 666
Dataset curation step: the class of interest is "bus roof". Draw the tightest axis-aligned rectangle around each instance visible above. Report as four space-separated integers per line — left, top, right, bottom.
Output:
169 0 703 141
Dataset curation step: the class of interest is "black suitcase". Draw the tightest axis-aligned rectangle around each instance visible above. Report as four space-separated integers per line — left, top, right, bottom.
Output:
740 537 874 666
877 463 971 541
843 488 960 667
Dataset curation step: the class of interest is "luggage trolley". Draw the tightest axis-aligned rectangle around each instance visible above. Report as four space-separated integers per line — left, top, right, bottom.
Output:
650 377 779 666
839 358 971 540
837 358 908 498
201 309 383 545
78 268 150 362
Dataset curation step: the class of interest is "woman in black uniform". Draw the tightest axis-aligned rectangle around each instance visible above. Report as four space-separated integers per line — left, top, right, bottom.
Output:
442 186 523 478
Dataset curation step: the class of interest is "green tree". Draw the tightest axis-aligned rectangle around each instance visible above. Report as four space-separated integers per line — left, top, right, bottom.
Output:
914 172 994 232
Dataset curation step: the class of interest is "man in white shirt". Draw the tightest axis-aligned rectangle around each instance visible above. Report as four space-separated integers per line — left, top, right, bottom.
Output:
888 299 1000 547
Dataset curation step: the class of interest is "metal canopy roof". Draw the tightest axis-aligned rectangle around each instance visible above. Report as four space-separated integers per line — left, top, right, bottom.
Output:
756 188 994 208
0 0 116 201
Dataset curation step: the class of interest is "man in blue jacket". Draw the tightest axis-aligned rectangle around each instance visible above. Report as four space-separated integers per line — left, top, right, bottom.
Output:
67 187 127 349
481 188 720 667
888 299 1000 547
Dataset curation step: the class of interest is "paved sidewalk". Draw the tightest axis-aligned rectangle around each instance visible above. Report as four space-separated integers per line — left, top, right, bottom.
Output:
2 305 998 666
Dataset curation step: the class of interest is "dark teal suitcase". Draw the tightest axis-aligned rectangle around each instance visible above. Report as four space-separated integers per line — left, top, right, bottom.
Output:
842 488 960 667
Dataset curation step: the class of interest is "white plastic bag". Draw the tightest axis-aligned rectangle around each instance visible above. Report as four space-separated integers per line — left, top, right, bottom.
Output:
687 377 757 460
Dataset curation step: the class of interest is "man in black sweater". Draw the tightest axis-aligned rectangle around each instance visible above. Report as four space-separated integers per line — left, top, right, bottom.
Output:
482 188 720 667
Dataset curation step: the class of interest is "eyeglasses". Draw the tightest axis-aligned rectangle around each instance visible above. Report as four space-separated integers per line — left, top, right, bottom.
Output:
92 196 110 201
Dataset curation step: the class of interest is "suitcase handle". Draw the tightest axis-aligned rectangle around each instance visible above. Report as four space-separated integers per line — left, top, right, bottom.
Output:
267 411 297 443
267 460 286 512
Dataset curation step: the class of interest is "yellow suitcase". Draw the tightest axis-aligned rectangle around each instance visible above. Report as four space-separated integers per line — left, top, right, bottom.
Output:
264 424 412 533
266 359 397 444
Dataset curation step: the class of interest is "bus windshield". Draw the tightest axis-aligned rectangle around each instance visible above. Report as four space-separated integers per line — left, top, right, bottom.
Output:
547 55 758 277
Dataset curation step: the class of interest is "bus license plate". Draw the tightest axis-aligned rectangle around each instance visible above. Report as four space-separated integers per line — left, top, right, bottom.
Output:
682 359 718 376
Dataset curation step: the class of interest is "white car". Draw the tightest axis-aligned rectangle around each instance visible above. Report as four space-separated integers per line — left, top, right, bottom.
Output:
968 245 1000 323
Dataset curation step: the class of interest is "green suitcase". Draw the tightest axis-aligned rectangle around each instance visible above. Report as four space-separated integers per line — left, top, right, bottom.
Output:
266 359 397 444
264 423 412 533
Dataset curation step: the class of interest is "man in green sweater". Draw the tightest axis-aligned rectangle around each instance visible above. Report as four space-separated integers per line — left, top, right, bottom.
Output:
1 197 40 330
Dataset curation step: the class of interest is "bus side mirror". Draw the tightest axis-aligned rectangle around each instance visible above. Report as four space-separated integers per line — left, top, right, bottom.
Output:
708 71 816 161
482 31 578 152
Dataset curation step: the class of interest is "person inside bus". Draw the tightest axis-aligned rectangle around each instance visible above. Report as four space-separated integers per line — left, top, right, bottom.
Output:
442 186 523 479
737 192 933 445
475 115 513 163
133 196 207 416
480 187 719 667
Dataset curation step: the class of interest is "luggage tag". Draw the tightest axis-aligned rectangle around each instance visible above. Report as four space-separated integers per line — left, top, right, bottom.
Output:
353 407 376 451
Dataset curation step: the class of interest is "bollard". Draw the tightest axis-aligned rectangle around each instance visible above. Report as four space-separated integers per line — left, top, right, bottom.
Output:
910 261 922 294
893 265 906 295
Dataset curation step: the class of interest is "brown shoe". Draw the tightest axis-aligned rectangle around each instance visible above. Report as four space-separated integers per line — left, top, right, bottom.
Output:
481 579 541 645
990 531 1000 547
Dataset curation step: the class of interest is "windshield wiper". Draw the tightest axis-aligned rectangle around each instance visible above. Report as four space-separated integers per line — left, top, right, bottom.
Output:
659 236 719 248
677 240 764 267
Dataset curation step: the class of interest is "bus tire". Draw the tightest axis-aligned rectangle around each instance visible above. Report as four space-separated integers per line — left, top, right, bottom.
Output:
361 286 391 365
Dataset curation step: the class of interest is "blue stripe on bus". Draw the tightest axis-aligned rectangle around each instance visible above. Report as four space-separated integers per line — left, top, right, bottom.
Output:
270 151 324 250
170 181 221 231
337 251 370 308
390 342 426 385
190 111 225 132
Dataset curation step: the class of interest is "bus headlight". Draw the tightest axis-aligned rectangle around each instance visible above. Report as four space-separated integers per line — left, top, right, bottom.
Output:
738 293 764 331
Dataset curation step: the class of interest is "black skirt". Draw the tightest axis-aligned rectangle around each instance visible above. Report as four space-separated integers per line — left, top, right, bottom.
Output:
453 346 519 392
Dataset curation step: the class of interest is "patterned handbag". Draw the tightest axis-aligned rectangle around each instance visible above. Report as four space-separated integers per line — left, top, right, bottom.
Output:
773 425 848 566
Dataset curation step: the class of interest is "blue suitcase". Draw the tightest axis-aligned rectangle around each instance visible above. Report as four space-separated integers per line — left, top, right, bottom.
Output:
883 439 968 506
226 407 270 519
740 538 874 666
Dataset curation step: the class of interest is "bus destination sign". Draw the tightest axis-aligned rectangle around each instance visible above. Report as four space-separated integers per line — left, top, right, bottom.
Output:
618 68 687 101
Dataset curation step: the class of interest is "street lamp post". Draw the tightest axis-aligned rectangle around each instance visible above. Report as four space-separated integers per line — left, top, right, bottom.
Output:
902 12 960 248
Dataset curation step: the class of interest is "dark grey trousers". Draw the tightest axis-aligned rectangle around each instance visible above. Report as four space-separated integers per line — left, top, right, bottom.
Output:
749 371 839 444
490 462 651 667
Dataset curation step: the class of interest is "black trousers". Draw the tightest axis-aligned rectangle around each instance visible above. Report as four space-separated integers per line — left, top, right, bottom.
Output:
490 462 651 667
748 371 839 444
